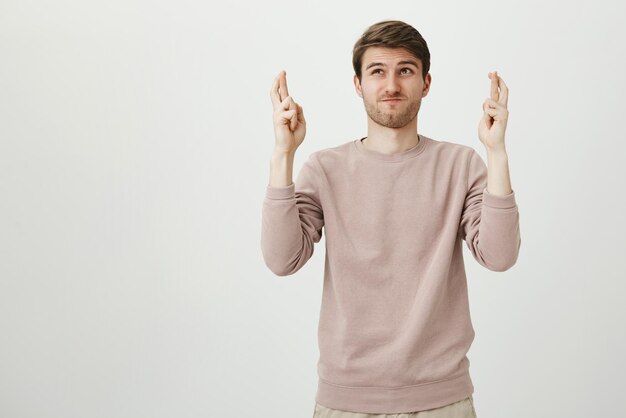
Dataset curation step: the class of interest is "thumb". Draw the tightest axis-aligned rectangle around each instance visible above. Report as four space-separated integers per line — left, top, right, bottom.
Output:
287 99 298 131
480 110 492 128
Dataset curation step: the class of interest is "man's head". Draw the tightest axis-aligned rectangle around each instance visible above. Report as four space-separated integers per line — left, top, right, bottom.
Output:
352 20 432 129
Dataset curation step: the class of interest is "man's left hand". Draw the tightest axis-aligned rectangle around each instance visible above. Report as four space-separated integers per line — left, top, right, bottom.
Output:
478 70 509 151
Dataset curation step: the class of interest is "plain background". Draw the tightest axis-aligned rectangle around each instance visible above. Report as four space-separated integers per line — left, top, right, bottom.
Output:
1 0 625 417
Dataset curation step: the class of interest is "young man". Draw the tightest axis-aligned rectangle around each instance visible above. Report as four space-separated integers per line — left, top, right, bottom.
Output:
261 20 520 417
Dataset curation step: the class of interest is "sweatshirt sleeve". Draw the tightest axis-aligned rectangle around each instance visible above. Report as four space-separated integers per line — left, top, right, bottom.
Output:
458 149 521 272
261 153 325 276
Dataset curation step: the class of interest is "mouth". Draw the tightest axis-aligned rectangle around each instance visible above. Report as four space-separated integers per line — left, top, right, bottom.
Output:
381 99 403 104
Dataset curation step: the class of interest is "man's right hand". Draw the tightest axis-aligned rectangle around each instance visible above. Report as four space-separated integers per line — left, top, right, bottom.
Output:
270 70 306 154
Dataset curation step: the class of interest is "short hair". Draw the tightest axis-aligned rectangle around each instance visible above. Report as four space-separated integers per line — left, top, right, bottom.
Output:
352 20 431 84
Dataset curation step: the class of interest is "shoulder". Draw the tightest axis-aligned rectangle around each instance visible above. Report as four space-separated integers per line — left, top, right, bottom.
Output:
426 135 478 162
304 139 354 172
314 140 352 159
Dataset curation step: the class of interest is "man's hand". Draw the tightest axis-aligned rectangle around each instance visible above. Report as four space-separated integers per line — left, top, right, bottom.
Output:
478 70 509 152
270 70 307 154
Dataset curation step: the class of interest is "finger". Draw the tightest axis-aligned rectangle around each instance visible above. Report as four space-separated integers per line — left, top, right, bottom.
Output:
484 106 499 118
278 109 297 127
291 102 299 130
291 111 297 131
489 71 499 102
281 95 295 111
497 76 509 108
270 71 283 110
276 100 297 129
483 99 507 119
296 103 306 124
484 98 504 110
279 71 289 102
285 106 296 131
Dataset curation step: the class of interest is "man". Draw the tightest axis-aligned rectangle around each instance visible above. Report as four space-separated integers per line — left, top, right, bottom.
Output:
261 20 520 417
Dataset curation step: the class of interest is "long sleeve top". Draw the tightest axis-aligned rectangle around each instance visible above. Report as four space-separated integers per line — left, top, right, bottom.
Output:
260 134 521 414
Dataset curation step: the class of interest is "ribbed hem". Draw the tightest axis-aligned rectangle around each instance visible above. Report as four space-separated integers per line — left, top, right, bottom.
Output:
315 370 474 414
265 183 295 200
482 187 517 209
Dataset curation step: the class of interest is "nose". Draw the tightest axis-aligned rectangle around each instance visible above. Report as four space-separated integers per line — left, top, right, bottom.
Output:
385 73 401 95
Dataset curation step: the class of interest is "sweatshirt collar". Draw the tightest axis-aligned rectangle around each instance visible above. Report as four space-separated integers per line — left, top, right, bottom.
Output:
354 134 428 162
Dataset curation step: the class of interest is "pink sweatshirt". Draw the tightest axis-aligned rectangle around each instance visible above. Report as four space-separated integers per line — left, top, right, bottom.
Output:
261 134 521 414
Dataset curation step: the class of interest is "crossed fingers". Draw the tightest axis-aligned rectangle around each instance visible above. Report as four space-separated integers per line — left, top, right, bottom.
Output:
489 70 508 108
270 70 292 111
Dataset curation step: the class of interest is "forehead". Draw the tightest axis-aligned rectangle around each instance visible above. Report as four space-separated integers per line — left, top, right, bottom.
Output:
362 46 420 68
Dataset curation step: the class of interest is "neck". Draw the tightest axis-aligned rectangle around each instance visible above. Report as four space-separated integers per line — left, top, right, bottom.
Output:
363 114 421 154
362 131 420 155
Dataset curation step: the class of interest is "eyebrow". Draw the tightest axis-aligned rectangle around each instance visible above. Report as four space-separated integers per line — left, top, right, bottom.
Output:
365 60 420 71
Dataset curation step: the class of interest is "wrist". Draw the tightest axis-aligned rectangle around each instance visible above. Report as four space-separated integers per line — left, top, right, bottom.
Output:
272 148 296 159
486 146 508 157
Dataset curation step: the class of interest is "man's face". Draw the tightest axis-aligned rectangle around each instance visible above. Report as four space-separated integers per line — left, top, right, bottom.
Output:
354 46 431 129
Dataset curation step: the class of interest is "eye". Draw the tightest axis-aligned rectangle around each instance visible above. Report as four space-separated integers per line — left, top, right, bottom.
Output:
371 68 413 75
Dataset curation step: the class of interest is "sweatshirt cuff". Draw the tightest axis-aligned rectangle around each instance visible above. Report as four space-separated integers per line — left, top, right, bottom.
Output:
265 183 295 200
482 187 517 209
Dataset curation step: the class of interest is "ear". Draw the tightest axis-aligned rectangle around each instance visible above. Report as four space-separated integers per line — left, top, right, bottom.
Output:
422 73 432 97
353 74 363 98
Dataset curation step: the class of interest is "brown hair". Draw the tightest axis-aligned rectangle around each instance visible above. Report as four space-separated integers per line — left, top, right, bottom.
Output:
352 20 431 84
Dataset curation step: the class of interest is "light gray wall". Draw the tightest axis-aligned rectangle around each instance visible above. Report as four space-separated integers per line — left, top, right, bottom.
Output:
1 1 624 417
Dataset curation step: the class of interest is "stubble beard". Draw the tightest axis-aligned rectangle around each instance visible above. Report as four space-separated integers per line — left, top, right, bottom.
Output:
363 95 421 129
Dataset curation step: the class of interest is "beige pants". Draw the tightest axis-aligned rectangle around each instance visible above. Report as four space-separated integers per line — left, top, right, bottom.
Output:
312 396 477 418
